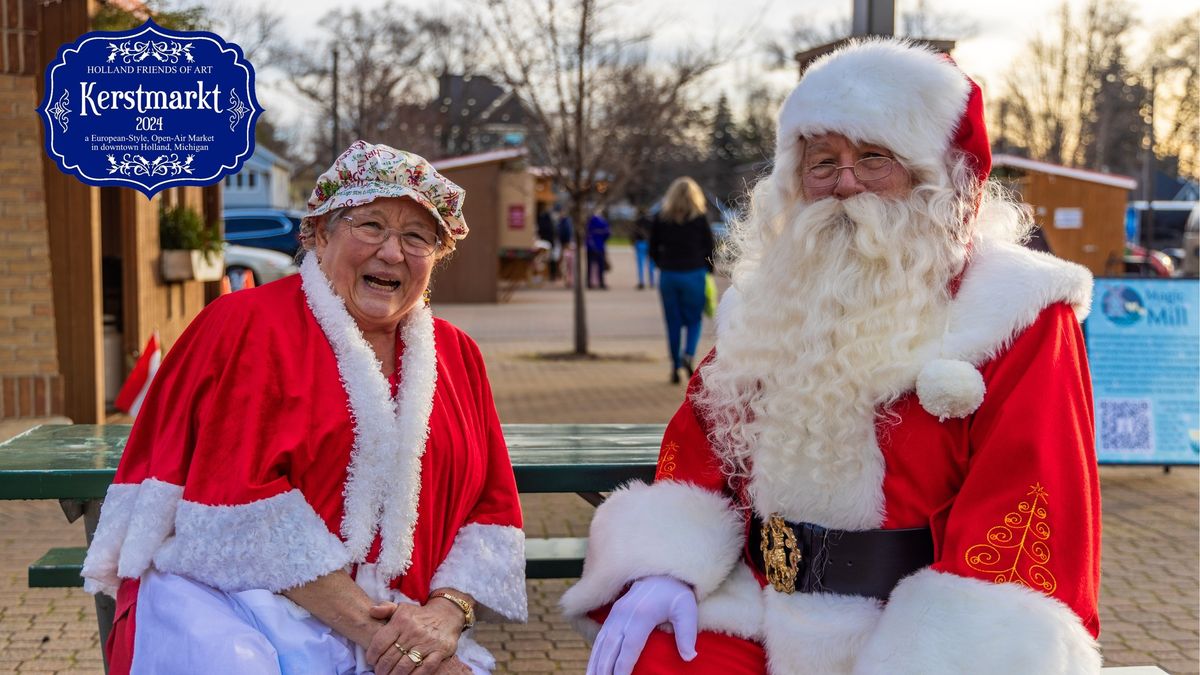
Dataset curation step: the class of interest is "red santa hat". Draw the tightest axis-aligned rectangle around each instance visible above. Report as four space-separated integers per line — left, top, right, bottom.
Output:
775 38 991 188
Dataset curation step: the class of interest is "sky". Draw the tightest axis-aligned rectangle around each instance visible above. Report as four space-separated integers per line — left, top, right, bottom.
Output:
226 0 1198 141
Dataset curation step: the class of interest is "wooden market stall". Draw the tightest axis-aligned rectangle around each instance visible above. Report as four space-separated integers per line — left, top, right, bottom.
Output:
432 148 537 303
992 154 1138 276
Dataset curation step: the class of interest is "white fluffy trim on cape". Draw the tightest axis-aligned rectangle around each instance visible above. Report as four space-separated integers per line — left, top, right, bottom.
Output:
853 569 1101 675
82 481 352 596
300 255 438 581
560 480 744 631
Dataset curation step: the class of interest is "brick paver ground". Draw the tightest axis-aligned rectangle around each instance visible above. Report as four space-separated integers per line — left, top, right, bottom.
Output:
1 246 1196 673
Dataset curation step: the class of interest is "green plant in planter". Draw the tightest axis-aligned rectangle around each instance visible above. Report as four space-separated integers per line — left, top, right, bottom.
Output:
159 204 221 262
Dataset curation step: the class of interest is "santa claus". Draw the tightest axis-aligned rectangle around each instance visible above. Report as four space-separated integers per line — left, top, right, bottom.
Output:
562 38 1101 674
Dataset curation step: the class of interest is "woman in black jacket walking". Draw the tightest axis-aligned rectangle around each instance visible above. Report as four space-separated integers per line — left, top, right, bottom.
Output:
650 177 714 384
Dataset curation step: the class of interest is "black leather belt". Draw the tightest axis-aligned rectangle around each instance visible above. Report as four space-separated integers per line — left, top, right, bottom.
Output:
747 514 934 601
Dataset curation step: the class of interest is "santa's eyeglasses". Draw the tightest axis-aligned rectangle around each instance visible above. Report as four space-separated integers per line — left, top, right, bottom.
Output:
802 156 897 189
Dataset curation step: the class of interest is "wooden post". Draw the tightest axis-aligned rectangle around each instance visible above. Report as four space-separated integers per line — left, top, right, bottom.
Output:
38 0 104 423
851 0 895 37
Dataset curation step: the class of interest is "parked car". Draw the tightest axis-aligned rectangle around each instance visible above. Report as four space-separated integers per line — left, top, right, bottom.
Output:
222 208 305 257
1122 244 1176 278
224 244 298 288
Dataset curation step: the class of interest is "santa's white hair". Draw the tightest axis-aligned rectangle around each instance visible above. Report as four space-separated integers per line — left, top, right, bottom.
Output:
694 149 1032 525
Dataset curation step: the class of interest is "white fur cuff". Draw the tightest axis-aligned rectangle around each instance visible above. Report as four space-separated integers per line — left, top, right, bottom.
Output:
853 569 1101 675
560 480 744 621
429 523 528 622
82 479 183 598
152 489 352 593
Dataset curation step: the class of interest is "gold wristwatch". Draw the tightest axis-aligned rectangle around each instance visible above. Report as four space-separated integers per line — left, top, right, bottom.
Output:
433 592 475 631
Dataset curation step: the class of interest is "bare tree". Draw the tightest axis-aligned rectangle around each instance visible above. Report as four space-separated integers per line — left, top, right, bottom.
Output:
1143 13 1199 178
991 0 1139 170
201 1 283 63
476 0 722 355
764 16 851 69
280 4 443 162
900 0 979 40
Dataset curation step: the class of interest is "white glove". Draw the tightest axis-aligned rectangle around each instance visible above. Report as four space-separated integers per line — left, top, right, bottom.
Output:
586 575 699 675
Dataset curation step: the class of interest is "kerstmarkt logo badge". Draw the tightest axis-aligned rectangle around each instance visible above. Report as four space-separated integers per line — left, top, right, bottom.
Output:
38 19 259 198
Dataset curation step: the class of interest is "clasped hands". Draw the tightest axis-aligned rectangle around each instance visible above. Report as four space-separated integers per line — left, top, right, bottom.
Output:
364 595 473 675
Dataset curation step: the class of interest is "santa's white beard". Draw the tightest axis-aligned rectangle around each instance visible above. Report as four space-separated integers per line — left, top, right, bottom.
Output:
696 192 968 528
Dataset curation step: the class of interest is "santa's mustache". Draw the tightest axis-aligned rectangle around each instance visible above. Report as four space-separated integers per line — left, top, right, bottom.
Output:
774 192 900 260
792 192 897 231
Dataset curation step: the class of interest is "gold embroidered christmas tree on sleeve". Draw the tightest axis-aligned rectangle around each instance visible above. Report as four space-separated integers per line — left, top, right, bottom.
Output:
964 483 1057 593
657 441 680 479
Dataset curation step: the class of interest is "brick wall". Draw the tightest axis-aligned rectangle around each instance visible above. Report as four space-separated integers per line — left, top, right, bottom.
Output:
0 72 62 418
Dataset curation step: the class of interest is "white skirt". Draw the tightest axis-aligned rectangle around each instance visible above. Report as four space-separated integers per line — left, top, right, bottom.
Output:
131 567 494 675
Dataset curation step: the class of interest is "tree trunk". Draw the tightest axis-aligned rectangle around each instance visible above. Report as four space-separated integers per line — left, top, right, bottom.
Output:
571 0 592 356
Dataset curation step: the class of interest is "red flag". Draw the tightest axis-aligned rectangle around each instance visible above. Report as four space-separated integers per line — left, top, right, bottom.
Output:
115 332 161 417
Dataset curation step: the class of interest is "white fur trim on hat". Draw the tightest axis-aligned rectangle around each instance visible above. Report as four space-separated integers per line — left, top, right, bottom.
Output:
853 569 1101 674
916 358 985 420
776 39 970 171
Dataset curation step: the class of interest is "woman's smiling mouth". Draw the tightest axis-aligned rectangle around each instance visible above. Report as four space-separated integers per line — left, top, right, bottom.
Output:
363 274 401 291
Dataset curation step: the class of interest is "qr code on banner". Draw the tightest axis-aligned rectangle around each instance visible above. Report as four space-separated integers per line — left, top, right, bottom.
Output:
1098 398 1154 454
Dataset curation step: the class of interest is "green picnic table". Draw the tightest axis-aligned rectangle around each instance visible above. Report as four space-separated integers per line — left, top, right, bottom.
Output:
0 422 661 671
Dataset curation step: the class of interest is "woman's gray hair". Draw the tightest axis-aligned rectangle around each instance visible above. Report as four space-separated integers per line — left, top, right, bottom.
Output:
299 207 350 252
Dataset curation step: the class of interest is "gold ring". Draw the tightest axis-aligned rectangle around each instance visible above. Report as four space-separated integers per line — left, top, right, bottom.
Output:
406 648 424 664
393 641 408 654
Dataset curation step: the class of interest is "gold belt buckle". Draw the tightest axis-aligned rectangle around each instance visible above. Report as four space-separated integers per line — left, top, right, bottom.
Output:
760 514 801 594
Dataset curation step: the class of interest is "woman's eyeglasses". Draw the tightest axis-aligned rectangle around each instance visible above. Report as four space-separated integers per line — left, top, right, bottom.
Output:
802 156 897 189
339 216 441 257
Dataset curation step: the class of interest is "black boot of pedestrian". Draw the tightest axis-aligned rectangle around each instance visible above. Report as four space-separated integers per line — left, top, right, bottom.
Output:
670 368 681 384
682 356 695 378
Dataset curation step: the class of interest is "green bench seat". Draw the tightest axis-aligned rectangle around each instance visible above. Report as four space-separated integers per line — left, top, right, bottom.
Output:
29 546 89 588
31 537 590 589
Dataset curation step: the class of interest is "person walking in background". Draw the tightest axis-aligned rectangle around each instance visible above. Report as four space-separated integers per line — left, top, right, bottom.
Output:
557 210 575 288
650 177 714 384
537 205 560 281
632 206 657 290
586 209 612 290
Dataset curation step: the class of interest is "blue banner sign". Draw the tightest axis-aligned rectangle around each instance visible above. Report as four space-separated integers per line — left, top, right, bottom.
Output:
1086 278 1200 465
38 19 259 198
